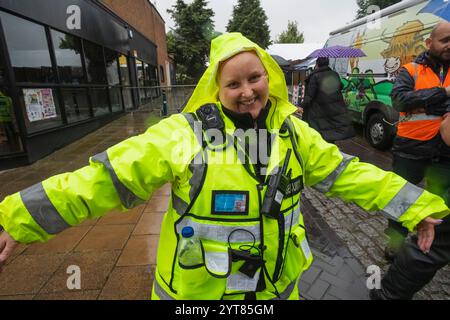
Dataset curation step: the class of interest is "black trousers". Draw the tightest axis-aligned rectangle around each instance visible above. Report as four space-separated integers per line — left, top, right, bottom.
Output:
386 155 450 247
380 216 450 299
380 155 450 299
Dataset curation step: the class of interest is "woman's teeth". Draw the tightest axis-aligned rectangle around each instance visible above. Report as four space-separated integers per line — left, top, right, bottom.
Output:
240 98 256 106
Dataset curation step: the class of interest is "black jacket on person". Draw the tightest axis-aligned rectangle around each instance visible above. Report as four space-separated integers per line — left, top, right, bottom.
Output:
391 51 450 160
302 66 355 143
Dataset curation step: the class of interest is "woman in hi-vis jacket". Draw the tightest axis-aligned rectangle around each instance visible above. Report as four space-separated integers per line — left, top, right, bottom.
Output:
0 33 448 300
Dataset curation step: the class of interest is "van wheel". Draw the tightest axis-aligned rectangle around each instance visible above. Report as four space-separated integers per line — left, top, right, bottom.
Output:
365 113 393 150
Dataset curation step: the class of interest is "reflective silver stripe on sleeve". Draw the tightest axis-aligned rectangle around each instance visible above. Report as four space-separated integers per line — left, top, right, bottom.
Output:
399 114 441 122
20 183 70 235
92 151 145 209
313 152 355 193
382 182 424 221
270 280 296 300
154 279 175 300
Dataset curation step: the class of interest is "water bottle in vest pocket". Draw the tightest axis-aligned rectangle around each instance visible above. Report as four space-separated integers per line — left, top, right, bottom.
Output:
176 239 230 299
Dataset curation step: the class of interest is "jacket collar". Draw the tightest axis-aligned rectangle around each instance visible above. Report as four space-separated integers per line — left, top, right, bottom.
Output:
221 101 271 130
219 97 296 132
415 51 449 68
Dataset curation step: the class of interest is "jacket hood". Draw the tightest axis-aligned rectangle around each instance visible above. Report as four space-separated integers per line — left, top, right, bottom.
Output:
183 33 293 116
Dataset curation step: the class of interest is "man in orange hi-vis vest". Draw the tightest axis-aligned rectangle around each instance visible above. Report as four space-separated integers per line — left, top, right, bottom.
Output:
371 22 450 300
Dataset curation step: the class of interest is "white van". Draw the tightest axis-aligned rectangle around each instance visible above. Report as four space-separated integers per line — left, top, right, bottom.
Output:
325 0 444 149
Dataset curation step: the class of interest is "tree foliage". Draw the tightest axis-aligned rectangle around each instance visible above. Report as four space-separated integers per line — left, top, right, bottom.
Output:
167 0 215 84
276 21 304 44
226 0 271 49
356 0 401 19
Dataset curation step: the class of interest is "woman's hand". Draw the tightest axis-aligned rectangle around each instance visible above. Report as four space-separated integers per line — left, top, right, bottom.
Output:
416 217 443 254
0 230 18 272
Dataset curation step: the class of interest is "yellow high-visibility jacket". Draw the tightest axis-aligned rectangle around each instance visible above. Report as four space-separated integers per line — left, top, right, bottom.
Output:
0 33 448 300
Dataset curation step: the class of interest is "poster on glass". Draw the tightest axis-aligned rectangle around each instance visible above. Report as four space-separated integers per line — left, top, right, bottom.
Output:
23 88 57 122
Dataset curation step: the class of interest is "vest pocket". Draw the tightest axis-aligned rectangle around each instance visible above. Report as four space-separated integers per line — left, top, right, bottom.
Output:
176 240 230 299
203 241 232 278
225 260 261 294
283 225 313 281
177 265 226 299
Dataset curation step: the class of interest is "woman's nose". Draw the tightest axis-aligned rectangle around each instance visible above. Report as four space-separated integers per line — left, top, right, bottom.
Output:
241 84 253 98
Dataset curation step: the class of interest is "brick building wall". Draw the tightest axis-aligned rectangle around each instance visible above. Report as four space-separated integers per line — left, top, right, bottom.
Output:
100 0 169 85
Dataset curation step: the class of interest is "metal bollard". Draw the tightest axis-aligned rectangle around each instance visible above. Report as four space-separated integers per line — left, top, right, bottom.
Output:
162 90 168 116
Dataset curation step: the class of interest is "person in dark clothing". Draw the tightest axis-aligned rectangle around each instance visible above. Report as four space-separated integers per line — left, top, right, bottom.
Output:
384 22 450 261
442 113 450 146
301 57 355 143
371 22 450 300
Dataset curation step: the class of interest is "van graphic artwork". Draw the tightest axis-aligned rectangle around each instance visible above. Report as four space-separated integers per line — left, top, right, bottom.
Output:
326 0 445 149
384 57 402 80
381 20 427 68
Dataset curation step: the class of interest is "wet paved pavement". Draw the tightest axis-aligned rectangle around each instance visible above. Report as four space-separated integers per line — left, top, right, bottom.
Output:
0 107 449 300
299 197 369 300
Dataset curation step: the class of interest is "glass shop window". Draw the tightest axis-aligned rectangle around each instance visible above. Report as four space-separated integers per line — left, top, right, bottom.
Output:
51 29 84 84
90 87 110 117
0 11 56 83
119 54 130 85
83 40 107 84
61 88 90 123
104 48 120 86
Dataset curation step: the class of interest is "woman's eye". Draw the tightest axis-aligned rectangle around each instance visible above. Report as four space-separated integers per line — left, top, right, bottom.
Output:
250 75 261 82
227 82 239 88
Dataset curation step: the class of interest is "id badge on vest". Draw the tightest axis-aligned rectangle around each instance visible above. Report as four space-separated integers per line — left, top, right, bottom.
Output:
212 191 249 215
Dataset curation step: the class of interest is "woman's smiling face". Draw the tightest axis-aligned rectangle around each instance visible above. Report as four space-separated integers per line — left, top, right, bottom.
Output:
218 51 269 119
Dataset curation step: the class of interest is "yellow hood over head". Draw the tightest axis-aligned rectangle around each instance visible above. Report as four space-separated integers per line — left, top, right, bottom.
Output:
183 32 290 113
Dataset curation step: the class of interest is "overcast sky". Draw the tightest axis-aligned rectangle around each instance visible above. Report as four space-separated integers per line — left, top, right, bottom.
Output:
153 0 360 44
